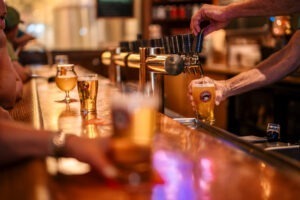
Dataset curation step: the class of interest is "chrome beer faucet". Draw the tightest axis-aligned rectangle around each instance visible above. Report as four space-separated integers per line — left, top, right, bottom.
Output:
101 41 184 112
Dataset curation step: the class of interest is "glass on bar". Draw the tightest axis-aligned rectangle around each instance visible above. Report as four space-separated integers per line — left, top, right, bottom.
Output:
110 84 159 184
55 64 78 103
191 76 216 125
77 74 99 114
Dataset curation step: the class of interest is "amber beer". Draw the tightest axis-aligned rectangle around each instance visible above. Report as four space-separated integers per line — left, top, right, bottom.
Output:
192 81 215 125
55 76 77 92
110 91 159 183
77 74 98 113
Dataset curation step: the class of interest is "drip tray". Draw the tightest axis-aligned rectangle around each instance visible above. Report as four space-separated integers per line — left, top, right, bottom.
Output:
173 118 198 129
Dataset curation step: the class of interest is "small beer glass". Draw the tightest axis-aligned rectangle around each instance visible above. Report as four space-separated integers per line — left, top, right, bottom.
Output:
77 74 99 113
191 76 216 125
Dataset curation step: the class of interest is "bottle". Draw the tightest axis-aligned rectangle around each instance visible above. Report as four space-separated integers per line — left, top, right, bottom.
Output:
266 123 280 142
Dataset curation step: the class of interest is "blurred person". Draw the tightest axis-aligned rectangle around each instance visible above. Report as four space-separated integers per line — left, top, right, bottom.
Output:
14 29 35 55
189 0 300 107
0 107 117 179
4 5 31 82
0 1 23 109
0 1 117 178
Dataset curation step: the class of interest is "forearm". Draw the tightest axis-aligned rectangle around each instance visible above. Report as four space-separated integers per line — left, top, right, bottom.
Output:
12 61 31 82
225 31 300 98
227 0 300 19
0 48 18 108
0 120 52 165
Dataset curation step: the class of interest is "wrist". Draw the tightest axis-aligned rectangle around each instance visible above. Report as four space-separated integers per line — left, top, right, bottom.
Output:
222 80 231 100
225 1 244 20
49 131 67 157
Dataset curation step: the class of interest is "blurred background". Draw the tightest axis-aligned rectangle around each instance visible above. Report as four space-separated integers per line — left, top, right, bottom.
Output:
6 0 142 50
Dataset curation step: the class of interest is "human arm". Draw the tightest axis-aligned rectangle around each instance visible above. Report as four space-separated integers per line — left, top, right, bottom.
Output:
0 119 118 178
6 36 32 82
188 30 300 106
11 60 32 82
13 31 35 51
190 0 300 35
0 29 22 108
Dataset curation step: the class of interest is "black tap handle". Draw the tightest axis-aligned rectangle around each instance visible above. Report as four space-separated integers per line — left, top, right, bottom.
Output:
162 36 171 54
174 35 183 54
194 20 210 53
119 41 130 52
182 33 193 54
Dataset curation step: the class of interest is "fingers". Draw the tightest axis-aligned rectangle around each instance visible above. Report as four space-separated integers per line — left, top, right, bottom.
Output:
89 138 119 179
188 80 197 112
190 15 201 35
94 152 118 179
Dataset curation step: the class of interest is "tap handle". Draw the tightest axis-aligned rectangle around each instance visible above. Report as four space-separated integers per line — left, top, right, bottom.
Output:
194 20 210 53
170 36 178 54
119 41 130 52
162 36 171 54
150 39 163 47
174 35 183 54
130 41 139 53
182 33 193 54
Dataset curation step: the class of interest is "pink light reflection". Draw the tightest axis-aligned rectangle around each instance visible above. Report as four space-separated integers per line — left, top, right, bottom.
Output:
197 158 214 200
152 150 196 200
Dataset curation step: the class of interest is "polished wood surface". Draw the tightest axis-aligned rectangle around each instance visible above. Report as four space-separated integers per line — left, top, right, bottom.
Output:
1 65 299 200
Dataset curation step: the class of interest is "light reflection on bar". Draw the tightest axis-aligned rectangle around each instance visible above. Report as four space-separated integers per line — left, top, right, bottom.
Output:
197 158 214 200
152 150 196 200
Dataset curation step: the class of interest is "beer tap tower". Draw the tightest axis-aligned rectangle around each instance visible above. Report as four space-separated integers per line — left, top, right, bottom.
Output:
101 22 208 112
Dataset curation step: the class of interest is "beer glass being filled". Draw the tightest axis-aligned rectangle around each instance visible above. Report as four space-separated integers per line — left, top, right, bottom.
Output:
191 76 216 125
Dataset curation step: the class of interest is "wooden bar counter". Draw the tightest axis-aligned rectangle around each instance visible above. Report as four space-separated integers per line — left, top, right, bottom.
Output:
1 65 299 200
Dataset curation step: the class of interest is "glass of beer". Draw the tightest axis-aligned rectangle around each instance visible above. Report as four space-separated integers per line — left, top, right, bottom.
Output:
191 76 216 125
55 64 77 103
110 85 159 184
77 74 98 113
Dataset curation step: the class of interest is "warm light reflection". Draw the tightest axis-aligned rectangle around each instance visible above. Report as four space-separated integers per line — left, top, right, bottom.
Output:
81 112 100 138
58 104 82 136
152 150 196 200
46 157 91 175
259 162 272 200
195 158 214 200
198 158 214 194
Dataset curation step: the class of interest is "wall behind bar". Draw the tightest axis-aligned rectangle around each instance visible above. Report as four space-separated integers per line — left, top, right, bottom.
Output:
5 0 142 50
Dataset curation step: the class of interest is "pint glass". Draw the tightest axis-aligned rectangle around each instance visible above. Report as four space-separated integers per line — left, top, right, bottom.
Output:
110 85 159 183
192 77 215 125
77 74 98 113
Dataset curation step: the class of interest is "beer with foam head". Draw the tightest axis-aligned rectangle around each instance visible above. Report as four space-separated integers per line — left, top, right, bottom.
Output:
77 74 98 113
110 88 159 183
192 80 215 125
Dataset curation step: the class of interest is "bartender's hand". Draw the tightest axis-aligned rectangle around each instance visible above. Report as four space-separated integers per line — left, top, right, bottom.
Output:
190 4 231 36
188 77 229 109
64 135 118 179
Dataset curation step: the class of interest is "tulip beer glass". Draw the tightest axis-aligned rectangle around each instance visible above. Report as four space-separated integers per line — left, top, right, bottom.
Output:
192 77 216 125
77 74 98 113
55 64 77 103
